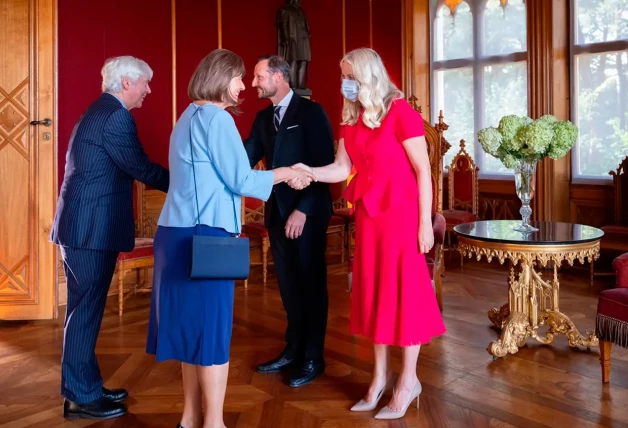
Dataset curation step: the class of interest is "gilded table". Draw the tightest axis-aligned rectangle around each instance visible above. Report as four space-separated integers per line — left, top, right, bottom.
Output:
454 220 604 359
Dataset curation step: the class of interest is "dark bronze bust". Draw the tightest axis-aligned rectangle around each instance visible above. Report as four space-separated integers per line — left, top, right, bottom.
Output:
276 0 311 95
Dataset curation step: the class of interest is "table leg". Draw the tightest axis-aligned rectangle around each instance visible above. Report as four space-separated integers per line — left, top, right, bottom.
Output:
488 303 509 329
488 259 598 358
488 262 515 329
529 262 598 348
488 312 531 357
488 262 532 358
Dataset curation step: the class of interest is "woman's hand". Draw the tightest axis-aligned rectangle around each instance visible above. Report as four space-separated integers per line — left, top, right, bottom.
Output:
287 163 316 190
272 166 315 187
291 163 314 175
418 223 434 254
286 166 315 190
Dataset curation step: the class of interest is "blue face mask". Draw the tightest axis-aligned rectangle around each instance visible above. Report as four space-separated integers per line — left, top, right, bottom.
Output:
341 79 359 102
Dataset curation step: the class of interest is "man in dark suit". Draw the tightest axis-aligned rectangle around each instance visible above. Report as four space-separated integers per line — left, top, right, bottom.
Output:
244 55 335 387
50 56 169 420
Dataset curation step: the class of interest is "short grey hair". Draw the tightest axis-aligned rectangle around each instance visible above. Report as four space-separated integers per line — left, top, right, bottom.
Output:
101 56 153 93
259 55 290 82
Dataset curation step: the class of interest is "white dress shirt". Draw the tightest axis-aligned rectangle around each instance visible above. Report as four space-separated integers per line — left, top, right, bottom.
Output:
273 89 294 126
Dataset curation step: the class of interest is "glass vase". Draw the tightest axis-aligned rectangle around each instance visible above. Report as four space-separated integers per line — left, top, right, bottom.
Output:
513 159 539 233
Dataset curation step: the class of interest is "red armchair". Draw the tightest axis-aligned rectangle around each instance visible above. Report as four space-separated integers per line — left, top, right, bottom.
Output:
597 252 628 383
443 139 479 266
430 212 446 310
240 161 271 288
328 178 348 263
591 156 628 286
240 195 270 288
347 211 446 310
116 182 155 316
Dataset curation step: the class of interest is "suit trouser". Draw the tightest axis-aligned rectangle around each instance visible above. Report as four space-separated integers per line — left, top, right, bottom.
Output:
60 246 119 404
268 200 330 360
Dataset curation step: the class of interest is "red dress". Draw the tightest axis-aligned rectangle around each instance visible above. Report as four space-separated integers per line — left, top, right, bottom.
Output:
341 99 446 346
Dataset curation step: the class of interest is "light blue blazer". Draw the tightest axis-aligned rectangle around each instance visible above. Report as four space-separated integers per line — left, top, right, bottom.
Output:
158 103 274 234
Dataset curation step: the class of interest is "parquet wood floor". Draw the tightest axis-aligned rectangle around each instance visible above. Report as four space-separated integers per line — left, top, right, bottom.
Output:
1 257 627 428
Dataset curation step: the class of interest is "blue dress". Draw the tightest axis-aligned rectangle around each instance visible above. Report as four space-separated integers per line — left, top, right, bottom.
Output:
145 103 273 367
146 224 234 366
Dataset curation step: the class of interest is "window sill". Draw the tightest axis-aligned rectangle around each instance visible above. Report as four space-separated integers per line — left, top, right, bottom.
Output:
478 174 515 181
571 176 613 185
444 171 515 181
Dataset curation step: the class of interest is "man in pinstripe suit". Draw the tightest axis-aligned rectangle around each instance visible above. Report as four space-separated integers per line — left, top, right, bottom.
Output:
50 56 169 420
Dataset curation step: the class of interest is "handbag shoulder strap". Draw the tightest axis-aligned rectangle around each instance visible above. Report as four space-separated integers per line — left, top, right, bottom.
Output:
189 106 240 236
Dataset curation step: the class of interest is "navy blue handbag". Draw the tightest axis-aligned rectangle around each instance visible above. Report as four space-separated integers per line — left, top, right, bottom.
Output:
188 109 250 280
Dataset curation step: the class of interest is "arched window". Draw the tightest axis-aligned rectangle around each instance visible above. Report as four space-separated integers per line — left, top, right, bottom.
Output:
430 0 528 178
570 0 628 183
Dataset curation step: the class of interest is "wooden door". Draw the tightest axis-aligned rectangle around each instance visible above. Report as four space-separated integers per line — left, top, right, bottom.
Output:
0 0 57 320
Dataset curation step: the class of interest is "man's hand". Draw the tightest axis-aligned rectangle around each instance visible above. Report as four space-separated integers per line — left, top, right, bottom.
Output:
285 209 306 239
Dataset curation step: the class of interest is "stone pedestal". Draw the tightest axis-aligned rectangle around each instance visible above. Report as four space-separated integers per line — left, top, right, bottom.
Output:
294 88 311 98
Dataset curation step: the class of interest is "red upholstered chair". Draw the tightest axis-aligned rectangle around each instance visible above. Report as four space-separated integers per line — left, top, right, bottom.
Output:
597 252 628 383
416 101 450 311
332 175 356 259
241 161 271 288
327 214 347 263
443 139 479 266
591 156 628 286
328 168 349 263
429 212 447 310
241 195 270 289
327 140 355 261
116 181 155 316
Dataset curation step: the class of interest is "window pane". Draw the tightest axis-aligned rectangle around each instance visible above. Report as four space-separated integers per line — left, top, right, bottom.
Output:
575 51 628 177
483 62 528 173
483 0 527 56
434 68 475 167
434 1 473 61
575 0 628 45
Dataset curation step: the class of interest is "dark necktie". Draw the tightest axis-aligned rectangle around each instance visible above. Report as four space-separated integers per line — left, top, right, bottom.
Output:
274 105 281 131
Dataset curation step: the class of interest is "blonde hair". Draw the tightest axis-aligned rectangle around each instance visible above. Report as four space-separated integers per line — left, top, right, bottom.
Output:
340 48 403 129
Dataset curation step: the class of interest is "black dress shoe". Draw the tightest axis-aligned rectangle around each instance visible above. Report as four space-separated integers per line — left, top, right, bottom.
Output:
63 397 127 420
256 349 296 373
102 387 128 402
288 358 325 387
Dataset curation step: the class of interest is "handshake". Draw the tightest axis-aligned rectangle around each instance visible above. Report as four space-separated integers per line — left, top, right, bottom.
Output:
284 163 316 190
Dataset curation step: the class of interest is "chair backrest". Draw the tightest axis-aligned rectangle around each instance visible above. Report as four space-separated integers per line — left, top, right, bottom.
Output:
328 139 348 209
610 156 628 225
241 160 266 224
133 181 162 238
446 139 479 214
407 95 450 215
133 181 145 237
330 181 347 210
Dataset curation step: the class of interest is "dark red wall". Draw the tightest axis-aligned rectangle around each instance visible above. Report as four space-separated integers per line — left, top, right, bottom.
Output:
57 0 172 186
57 0 402 187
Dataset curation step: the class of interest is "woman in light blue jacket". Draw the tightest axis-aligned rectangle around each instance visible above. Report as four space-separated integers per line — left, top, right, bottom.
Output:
146 49 312 428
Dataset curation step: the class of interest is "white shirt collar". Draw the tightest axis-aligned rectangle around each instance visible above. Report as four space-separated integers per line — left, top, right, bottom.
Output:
275 89 293 108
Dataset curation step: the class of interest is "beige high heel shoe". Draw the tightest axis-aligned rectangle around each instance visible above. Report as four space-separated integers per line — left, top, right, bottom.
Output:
374 380 421 419
350 378 393 412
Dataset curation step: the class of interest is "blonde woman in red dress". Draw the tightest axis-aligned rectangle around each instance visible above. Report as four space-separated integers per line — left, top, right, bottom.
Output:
291 47 446 419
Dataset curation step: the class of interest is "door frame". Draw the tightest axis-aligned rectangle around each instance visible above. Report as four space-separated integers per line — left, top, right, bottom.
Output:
0 0 58 320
